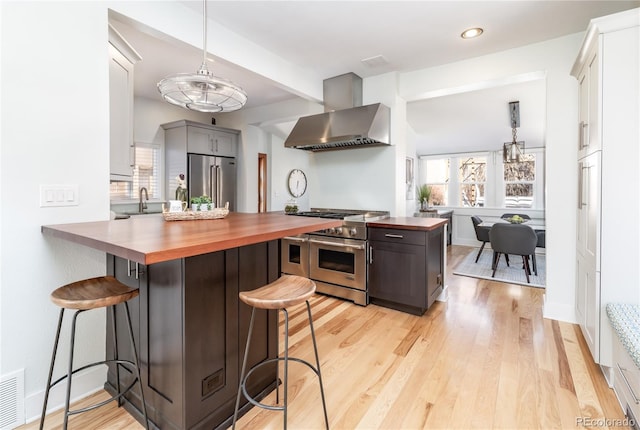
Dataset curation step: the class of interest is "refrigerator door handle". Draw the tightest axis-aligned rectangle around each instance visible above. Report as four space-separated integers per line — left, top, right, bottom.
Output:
216 165 221 207
209 164 216 205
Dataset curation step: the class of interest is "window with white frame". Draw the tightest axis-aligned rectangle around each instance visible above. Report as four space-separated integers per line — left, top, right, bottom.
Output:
503 153 536 208
423 157 450 206
419 148 544 209
110 142 162 201
458 156 486 207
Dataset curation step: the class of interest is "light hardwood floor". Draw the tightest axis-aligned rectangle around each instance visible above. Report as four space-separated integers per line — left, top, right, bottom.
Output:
23 245 626 429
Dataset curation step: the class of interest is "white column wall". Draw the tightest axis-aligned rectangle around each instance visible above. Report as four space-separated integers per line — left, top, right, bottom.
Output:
399 34 583 322
1 2 111 419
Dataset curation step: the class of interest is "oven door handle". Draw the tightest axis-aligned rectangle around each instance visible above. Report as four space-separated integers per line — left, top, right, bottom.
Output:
309 238 366 250
282 236 309 243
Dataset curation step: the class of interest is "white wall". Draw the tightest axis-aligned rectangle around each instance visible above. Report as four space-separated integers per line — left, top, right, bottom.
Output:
1 1 112 420
133 97 212 149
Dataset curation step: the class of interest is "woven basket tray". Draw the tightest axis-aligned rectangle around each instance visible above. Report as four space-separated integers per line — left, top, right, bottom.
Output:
162 208 229 221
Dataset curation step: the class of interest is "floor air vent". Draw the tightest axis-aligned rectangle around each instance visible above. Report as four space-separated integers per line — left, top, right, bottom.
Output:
0 370 24 430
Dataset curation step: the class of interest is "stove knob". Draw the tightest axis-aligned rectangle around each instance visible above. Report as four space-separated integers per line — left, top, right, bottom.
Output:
350 228 358 236
327 228 335 234
335 227 343 235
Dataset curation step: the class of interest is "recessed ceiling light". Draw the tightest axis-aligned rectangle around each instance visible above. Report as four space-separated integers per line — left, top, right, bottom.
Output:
461 27 483 39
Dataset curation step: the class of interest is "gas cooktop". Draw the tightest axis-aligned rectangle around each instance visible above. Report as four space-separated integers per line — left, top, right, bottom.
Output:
288 208 389 223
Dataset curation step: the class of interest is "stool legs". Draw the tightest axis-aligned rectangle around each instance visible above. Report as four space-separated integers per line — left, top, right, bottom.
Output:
40 309 65 430
306 301 329 429
40 303 149 430
232 307 256 429
232 301 328 430
123 301 150 429
62 309 83 428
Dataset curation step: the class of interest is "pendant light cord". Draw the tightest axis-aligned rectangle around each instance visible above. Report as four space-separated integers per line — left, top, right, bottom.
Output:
202 0 207 68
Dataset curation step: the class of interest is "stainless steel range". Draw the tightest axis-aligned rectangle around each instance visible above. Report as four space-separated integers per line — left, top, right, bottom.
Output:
281 208 389 306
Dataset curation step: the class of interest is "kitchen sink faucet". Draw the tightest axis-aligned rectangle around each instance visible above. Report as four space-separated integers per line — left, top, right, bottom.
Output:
139 187 149 213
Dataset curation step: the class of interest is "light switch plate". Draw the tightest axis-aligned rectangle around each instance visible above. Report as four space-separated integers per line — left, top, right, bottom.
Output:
40 184 79 207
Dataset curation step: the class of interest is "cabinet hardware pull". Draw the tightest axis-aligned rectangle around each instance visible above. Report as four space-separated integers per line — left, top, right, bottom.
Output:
579 121 589 150
127 259 134 277
135 262 144 280
309 239 365 250
283 236 309 243
384 234 404 239
577 163 582 209
617 363 640 404
581 165 589 206
369 245 373 264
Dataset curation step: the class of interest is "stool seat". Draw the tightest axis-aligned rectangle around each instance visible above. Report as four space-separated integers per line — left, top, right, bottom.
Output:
41 276 149 429
50 276 139 310
233 275 328 429
239 275 315 310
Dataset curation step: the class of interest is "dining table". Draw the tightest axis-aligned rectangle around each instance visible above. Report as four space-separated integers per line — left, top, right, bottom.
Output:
478 217 546 231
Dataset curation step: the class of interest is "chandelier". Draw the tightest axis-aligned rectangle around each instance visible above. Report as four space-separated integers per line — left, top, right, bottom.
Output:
157 0 247 113
503 101 524 163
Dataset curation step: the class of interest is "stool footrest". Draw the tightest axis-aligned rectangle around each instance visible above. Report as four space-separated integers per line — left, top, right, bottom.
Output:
47 358 140 415
70 377 140 415
241 356 320 411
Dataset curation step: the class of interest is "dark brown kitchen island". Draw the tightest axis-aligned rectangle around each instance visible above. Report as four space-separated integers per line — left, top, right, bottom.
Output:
42 212 341 430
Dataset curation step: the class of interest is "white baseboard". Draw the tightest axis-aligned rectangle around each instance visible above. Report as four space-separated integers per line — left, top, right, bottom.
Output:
542 299 577 324
23 365 106 425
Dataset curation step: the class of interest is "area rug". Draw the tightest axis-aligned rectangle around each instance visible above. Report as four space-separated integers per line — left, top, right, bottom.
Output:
453 248 546 288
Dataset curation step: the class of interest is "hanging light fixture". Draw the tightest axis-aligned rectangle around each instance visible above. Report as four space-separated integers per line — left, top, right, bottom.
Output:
157 0 247 113
503 101 525 163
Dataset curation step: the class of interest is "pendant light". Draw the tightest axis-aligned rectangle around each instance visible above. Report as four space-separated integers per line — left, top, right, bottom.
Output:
503 101 525 163
157 0 247 112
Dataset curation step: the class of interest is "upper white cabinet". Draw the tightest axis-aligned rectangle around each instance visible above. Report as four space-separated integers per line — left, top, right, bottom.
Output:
571 8 639 368
576 42 600 159
108 24 141 181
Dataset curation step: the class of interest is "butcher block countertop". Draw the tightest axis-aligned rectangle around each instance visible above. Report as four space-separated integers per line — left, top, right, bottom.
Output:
42 212 341 265
367 216 448 231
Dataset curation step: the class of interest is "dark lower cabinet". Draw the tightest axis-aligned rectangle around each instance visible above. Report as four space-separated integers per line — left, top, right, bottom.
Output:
106 240 279 429
368 226 444 316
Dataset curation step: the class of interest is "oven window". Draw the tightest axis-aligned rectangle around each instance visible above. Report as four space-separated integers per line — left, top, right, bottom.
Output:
318 249 355 274
288 244 301 264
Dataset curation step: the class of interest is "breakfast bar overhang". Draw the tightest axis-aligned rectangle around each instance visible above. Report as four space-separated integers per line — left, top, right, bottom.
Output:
42 212 342 430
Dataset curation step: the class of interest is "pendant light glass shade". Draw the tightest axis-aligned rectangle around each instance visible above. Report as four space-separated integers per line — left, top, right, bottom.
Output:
157 0 247 113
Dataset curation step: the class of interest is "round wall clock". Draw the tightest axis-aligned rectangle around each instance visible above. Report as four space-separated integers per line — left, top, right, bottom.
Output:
287 169 307 198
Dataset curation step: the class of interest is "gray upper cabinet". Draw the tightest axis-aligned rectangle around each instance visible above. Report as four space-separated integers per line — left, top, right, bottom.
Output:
187 125 236 157
162 120 240 200
162 120 238 158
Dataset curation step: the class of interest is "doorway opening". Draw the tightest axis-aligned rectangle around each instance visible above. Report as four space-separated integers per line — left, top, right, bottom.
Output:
258 153 267 212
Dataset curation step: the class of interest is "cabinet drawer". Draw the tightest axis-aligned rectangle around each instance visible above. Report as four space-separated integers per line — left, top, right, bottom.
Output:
614 335 640 416
368 228 425 246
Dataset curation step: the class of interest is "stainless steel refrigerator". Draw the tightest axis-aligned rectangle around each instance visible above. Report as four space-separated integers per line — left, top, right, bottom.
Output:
188 154 236 211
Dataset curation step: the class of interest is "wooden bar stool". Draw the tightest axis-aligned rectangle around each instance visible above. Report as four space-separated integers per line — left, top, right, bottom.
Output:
40 276 149 429
232 275 329 429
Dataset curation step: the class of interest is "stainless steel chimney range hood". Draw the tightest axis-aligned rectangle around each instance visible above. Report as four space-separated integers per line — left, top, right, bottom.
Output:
284 73 390 152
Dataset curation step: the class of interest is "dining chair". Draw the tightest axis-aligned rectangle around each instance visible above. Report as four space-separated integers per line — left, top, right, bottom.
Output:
489 223 538 283
471 216 491 263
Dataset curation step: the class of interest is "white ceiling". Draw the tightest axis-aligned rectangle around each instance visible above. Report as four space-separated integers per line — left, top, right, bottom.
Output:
408 79 547 155
110 1 639 154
